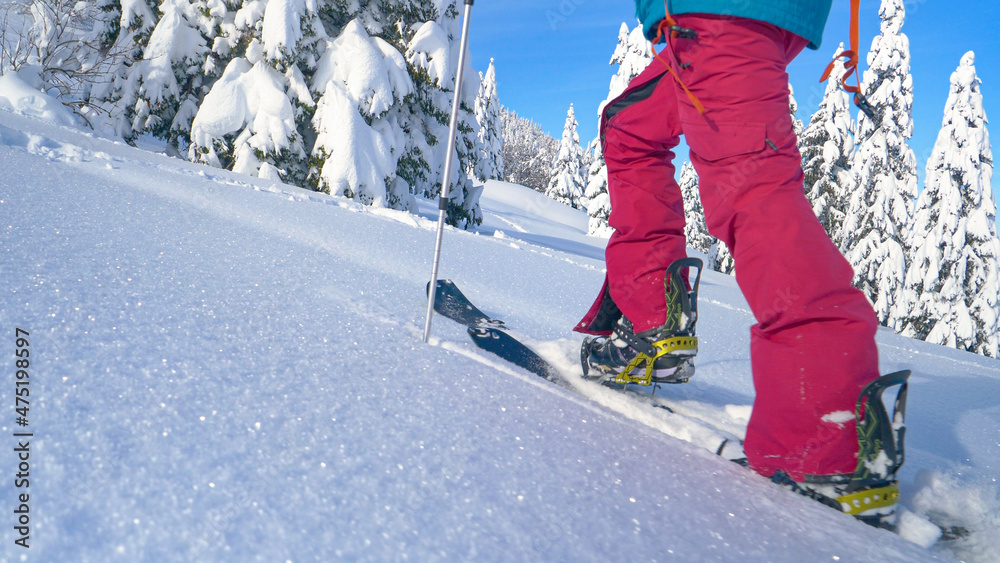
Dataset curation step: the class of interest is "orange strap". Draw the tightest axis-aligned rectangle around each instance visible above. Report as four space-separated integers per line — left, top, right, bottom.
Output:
651 2 706 114
820 0 864 96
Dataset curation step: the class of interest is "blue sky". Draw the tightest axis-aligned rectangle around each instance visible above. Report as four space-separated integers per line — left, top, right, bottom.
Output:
467 0 998 195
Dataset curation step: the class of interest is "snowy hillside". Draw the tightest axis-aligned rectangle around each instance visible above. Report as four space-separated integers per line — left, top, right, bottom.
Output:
2 103 999 561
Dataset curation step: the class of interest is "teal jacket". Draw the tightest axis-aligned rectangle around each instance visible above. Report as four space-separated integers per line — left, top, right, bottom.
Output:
635 0 832 49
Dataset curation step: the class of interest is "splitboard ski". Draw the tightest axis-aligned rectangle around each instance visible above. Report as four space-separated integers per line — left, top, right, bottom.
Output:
427 279 744 460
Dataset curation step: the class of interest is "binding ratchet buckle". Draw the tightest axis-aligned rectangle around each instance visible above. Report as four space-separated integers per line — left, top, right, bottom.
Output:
614 336 698 386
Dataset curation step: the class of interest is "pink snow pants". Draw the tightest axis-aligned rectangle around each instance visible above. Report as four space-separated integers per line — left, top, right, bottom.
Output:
576 15 880 480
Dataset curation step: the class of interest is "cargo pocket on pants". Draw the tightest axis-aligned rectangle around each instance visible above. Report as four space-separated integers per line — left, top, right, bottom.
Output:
684 121 767 163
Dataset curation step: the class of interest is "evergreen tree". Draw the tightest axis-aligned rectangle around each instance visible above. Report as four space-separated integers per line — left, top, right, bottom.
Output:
316 0 480 221
308 19 414 207
499 106 558 192
789 83 804 138
471 58 503 181
188 0 323 183
584 139 612 237
586 22 651 235
545 104 586 208
606 22 651 104
679 151 732 275
403 1 483 228
800 44 854 247
902 52 998 357
118 0 231 153
710 240 735 275
841 0 917 329
678 161 714 254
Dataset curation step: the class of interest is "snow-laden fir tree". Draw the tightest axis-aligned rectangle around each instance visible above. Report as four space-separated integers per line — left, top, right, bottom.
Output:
586 22 652 236
182 0 482 221
91 0 160 129
710 239 735 275
546 104 586 208
584 139 613 237
188 0 327 183
403 0 483 227
308 19 414 207
471 58 503 181
676 161 731 273
500 106 558 192
789 83 804 139
800 44 854 247
319 0 482 223
841 0 917 329
115 0 230 153
678 161 714 255
902 52 998 357
605 22 652 103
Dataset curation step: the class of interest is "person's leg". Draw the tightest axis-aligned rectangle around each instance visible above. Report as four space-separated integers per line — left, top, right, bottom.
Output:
671 14 880 480
600 62 686 334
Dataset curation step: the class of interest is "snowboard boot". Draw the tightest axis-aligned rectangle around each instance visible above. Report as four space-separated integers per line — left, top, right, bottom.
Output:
581 258 702 386
770 371 910 530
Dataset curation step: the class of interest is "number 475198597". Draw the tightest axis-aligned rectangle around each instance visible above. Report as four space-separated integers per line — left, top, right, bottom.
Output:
15 328 30 424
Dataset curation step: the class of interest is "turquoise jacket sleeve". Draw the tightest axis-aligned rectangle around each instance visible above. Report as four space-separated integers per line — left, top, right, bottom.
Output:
634 0 833 50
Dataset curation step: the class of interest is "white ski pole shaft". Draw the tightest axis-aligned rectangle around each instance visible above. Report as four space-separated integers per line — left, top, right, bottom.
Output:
424 0 475 343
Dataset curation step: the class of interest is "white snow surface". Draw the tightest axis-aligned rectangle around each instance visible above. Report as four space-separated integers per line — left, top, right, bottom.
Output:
0 71 77 127
2 107 1000 561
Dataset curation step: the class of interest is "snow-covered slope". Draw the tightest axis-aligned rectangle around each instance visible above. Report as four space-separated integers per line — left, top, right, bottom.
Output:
2 106 998 561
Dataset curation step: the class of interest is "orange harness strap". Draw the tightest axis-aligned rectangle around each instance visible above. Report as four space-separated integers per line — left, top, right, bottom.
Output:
651 1 706 115
820 0 875 117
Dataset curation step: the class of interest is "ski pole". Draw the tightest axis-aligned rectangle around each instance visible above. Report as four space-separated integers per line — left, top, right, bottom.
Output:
423 0 475 343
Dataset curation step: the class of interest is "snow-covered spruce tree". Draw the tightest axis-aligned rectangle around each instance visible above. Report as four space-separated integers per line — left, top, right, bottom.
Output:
314 0 436 48
120 0 230 154
499 106 558 192
307 19 414 208
841 0 917 329
584 139 612 237
606 22 652 105
471 58 502 181
676 161 730 273
789 83 804 138
546 104 586 208
314 0 479 216
678 154 733 273
800 44 854 247
678 161 715 255
902 52 998 357
89 0 160 137
401 0 483 228
586 22 652 235
189 0 327 184
710 240 735 275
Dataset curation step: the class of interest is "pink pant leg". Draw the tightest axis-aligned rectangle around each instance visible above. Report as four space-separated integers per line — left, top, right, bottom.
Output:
602 63 686 333
670 15 880 479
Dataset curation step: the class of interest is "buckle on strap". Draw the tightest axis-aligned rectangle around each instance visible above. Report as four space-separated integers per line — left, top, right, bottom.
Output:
615 336 698 386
